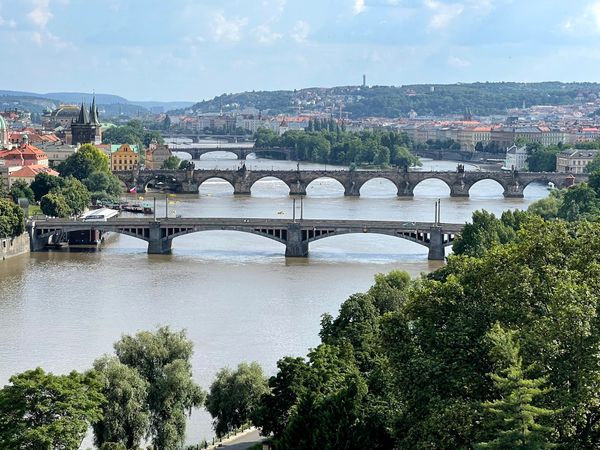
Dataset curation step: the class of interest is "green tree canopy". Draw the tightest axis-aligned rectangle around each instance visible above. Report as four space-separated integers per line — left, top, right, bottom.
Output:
113 326 205 449
30 172 65 202
92 356 150 449
10 179 34 203
58 144 110 180
0 198 25 237
0 368 104 450
161 155 181 170
205 362 269 438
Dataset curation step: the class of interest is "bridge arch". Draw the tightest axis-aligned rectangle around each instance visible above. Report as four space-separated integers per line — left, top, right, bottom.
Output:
412 177 452 196
468 178 506 197
247 148 291 160
249 176 291 196
197 177 236 195
307 229 447 248
306 176 346 196
163 227 288 245
144 174 182 192
358 177 399 197
35 226 150 243
196 150 240 160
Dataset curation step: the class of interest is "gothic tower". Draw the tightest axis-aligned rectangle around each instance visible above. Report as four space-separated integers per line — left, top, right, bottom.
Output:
71 96 101 145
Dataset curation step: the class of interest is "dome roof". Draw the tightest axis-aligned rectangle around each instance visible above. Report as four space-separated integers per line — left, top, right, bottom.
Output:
52 105 80 118
0 115 7 130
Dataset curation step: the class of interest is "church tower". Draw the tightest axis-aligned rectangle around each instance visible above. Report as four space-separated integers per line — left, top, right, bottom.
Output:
71 96 101 145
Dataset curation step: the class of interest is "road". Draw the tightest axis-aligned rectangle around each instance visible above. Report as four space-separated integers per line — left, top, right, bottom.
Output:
217 430 263 449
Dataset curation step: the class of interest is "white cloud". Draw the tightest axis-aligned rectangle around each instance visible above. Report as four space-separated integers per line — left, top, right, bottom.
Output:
253 24 282 44
353 0 366 15
448 56 471 67
564 1 600 34
28 0 53 28
291 20 310 43
424 0 464 30
210 12 247 43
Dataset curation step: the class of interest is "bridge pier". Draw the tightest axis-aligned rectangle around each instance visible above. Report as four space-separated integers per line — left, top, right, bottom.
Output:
427 227 445 261
397 183 415 197
233 181 252 195
147 223 172 254
28 225 48 252
344 181 360 197
285 223 309 257
503 186 525 198
289 181 307 196
449 184 470 197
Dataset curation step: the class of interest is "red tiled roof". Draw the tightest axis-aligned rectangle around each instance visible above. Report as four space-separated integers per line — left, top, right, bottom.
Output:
9 165 59 178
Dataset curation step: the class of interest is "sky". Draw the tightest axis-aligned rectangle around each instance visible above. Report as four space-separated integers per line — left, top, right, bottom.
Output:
1 0 600 102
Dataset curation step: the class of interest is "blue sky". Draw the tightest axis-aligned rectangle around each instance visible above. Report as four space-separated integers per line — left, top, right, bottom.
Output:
1 0 600 101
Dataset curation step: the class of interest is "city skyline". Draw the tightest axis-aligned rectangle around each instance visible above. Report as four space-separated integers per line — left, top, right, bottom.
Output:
1 0 600 101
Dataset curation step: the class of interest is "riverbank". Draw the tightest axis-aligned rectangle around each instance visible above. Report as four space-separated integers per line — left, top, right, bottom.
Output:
0 232 29 261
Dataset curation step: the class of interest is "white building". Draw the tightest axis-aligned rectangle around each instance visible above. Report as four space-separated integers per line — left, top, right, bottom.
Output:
503 145 528 171
556 149 598 174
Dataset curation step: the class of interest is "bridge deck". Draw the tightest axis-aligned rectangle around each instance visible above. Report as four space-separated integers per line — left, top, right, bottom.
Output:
31 217 464 232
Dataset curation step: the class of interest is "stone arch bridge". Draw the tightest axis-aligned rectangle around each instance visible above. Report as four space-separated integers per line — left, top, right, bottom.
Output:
115 168 588 198
168 145 293 160
28 217 463 260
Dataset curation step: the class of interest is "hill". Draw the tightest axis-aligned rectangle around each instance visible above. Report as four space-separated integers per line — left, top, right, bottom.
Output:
177 82 600 118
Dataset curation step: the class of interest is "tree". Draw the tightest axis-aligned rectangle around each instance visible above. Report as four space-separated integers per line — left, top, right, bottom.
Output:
475 324 556 449
452 210 516 257
205 362 269 437
162 115 171 131
40 192 71 217
143 130 163 148
59 144 110 180
114 327 205 449
83 171 122 203
557 183 600 221
367 270 411 314
10 179 34 203
0 367 104 450
59 177 92 215
0 198 25 237
179 160 195 171
30 172 65 202
92 356 150 449
161 155 181 170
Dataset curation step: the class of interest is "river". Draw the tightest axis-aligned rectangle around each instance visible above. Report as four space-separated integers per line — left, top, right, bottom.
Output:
0 154 549 445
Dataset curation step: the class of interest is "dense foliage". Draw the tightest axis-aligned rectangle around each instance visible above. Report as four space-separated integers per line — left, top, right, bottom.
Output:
181 82 600 118
40 176 91 217
114 326 205 449
102 120 164 148
0 368 104 449
0 198 25 237
9 179 34 203
246 215 600 449
205 362 269 437
255 128 419 167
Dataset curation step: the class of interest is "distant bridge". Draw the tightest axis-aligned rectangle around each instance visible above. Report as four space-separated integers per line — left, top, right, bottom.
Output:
164 134 253 143
28 217 463 260
114 168 588 198
167 144 293 160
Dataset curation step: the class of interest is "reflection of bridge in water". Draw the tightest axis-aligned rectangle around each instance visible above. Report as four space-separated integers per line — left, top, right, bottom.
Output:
29 218 464 260
115 168 588 198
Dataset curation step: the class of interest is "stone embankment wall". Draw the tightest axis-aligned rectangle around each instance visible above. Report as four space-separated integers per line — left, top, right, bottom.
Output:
1 233 30 261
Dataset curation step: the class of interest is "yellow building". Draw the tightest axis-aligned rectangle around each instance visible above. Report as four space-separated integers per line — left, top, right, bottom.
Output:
110 144 139 171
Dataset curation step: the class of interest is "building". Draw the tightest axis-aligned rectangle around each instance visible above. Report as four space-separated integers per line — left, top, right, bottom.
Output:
8 165 59 188
503 145 528 171
0 140 49 168
110 144 139 171
0 115 8 148
37 142 78 166
42 105 81 130
145 144 172 169
71 97 102 145
556 149 599 174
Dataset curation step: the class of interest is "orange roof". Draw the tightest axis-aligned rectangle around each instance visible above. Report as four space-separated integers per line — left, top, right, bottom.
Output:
19 143 47 156
9 165 59 178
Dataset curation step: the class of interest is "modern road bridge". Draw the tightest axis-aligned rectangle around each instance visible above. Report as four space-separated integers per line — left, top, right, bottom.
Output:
114 167 588 198
28 217 464 260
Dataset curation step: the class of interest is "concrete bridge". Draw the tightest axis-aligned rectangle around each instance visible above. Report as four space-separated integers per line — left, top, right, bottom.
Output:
115 168 588 198
167 144 293 160
28 217 463 260
164 134 253 143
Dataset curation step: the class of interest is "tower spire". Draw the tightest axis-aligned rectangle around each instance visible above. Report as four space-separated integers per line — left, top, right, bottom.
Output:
89 94 100 125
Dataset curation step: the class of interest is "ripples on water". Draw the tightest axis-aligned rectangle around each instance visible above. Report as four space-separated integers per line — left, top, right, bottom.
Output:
0 157 550 444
